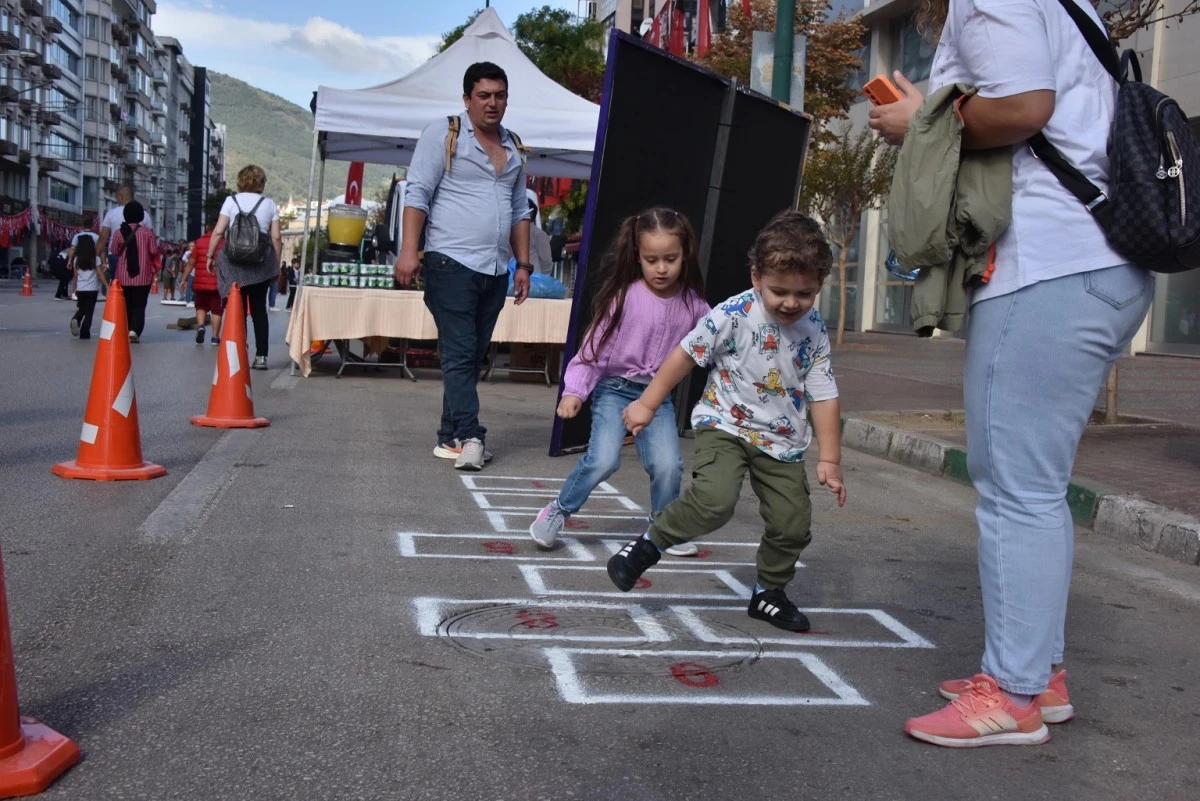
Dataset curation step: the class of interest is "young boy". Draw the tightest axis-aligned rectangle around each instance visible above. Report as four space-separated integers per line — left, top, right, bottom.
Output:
612 211 847 631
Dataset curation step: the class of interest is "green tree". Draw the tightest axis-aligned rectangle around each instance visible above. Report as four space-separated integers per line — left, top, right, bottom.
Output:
699 0 865 134
294 228 329 271
556 181 589 236
799 126 896 345
203 188 234 227
438 6 605 102
513 7 606 102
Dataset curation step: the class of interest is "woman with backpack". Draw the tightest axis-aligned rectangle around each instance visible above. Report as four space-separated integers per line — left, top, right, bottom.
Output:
206 164 283 370
869 0 1155 748
109 201 162 344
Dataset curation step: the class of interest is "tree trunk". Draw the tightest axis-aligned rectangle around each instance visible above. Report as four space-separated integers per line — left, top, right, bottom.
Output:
836 245 849 345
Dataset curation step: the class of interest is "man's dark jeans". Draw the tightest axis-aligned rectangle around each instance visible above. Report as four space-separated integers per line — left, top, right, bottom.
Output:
422 252 508 446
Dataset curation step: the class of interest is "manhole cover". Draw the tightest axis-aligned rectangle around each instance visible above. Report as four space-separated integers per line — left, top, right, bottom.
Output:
440 604 759 674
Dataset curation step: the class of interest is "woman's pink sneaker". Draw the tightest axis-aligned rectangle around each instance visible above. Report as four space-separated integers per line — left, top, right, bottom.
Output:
940 669 1074 723
906 674 1051 748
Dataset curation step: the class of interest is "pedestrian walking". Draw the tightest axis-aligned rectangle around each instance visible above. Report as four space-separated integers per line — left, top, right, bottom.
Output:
268 259 282 311
67 225 107 339
51 249 71 299
869 0 1155 748
394 61 534 471
180 219 222 346
109 201 161 344
285 258 299 311
161 248 179 301
207 164 284 370
529 208 710 556
97 184 155 289
608 211 847 633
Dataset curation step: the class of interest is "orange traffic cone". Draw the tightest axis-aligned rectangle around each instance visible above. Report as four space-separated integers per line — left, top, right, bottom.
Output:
19 268 32 297
191 283 269 428
0 547 80 795
52 282 167 481
150 274 159 295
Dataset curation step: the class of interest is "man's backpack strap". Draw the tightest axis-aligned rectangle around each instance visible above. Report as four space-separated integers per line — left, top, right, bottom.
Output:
444 115 460 173
507 129 531 171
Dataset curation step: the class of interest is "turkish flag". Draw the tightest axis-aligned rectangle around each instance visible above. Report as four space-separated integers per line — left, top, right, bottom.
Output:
345 162 364 206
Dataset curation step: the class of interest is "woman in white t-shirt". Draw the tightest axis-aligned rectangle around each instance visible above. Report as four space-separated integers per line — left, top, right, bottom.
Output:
870 0 1154 748
207 164 284 370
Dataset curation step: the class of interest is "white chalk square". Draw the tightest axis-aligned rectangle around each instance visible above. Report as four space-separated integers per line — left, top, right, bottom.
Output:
671 605 935 649
411 597 671 643
519 565 752 600
395 532 594 562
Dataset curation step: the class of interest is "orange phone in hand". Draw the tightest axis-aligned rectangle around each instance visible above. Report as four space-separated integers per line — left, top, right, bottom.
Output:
864 75 903 106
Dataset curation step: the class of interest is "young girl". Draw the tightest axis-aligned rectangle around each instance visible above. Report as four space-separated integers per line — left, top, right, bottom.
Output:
68 226 108 340
530 207 710 551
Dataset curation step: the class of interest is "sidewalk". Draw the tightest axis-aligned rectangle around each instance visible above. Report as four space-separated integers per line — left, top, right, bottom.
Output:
833 332 1200 565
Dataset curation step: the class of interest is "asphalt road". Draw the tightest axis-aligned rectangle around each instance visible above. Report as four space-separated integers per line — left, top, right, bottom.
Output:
1 281 1197 801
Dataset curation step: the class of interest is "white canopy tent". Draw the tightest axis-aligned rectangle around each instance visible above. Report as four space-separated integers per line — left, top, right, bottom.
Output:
311 8 600 180
289 9 599 374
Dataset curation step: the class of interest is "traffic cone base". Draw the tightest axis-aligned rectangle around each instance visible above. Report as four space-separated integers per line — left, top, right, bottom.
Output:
0 718 81 797
51 459 167 481
190 413 269 429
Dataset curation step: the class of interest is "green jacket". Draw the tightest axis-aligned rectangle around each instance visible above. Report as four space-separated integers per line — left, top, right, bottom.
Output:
887 83 1012 336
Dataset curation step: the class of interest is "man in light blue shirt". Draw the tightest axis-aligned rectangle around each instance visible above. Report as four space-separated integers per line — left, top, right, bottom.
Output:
395 61 533 471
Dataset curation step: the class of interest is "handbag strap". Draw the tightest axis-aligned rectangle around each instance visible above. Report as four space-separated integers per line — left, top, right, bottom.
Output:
1025 0 1123 227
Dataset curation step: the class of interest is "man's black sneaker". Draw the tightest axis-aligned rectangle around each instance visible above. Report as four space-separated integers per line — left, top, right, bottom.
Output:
606 537 661 592
747 588 811 632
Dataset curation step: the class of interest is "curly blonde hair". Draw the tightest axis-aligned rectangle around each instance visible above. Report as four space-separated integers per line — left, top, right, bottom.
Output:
236 164 267 193
916 0 949 39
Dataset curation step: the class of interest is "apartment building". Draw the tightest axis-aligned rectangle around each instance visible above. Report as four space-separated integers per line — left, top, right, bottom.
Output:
1 0 86 260
157 34 190 241
843 0 1200 355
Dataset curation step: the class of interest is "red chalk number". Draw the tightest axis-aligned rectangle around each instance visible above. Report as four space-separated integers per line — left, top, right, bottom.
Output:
483 541 516 555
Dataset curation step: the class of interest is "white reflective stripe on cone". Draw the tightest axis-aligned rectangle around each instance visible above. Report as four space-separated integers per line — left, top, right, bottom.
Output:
212 364 219 386
100 320 116 340
226 341 240 377
113 371 135 417
81 422 99 444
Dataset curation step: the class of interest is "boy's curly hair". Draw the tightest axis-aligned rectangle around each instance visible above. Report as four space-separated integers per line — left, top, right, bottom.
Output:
749 210 833 282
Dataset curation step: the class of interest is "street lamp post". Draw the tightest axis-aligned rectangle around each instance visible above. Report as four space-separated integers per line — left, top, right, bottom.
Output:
772 0 795 103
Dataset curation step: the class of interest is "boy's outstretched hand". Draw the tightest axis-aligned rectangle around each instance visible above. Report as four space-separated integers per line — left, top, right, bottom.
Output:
817 460 847 507
557 396 583 419
622 400 654 436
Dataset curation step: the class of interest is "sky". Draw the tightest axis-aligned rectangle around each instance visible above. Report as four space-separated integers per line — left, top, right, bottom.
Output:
154 0 579 107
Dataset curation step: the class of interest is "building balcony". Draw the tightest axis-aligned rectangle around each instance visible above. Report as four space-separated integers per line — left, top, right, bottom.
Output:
40 111 62 126
19 48 44 66
110 64 129 84
153 68 166 86
178 158 190 171
103 178 119 192
110 101 122 119
180 101 191 116
18 150 31 164
21 0 45 15
111 26 130 46
42 17 64 35
0 32 19 50
41 63 63 80
109 141 126 156
37 157 60 173
124 152 139 166
0 85 17 103
0 141 17 156
151 132 166 150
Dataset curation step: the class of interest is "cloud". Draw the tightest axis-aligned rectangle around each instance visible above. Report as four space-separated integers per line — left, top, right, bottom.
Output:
154 3 438 104
281 17 438 77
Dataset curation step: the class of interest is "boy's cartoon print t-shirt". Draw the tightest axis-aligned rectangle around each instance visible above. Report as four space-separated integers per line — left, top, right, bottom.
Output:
682 289 838 462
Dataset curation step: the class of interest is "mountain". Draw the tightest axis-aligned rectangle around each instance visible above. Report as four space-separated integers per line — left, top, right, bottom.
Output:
209 72 396 205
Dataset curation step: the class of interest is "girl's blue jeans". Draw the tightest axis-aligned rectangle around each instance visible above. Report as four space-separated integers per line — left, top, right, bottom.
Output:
558 377 684 517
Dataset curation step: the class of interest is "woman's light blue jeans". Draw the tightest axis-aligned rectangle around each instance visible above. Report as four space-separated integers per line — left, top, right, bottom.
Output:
966 264 1153 695
558 377 685 517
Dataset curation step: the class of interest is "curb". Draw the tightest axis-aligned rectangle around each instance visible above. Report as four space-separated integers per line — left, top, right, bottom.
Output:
843 415 1200 567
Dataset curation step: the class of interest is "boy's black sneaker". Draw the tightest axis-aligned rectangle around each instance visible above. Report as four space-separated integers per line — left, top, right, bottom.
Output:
606 537 661 592
748 588 811 632
195 326 205 344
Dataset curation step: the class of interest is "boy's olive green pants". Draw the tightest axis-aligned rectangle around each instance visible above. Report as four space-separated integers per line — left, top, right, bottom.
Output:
647 427 812 589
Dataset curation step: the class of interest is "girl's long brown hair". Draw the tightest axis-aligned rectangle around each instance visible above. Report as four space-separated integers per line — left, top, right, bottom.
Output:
579 207 705 363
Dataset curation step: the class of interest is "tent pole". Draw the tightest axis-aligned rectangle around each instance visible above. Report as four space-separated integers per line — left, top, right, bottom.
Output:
291 127 321 376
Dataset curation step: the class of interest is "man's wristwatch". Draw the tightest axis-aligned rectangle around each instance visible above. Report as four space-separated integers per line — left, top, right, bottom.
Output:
515 262 534 273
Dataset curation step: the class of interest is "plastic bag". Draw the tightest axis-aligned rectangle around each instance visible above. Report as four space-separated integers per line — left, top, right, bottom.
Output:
506 258 567 299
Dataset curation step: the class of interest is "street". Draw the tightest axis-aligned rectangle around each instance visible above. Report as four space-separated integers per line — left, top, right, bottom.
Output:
1 285 1197 801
